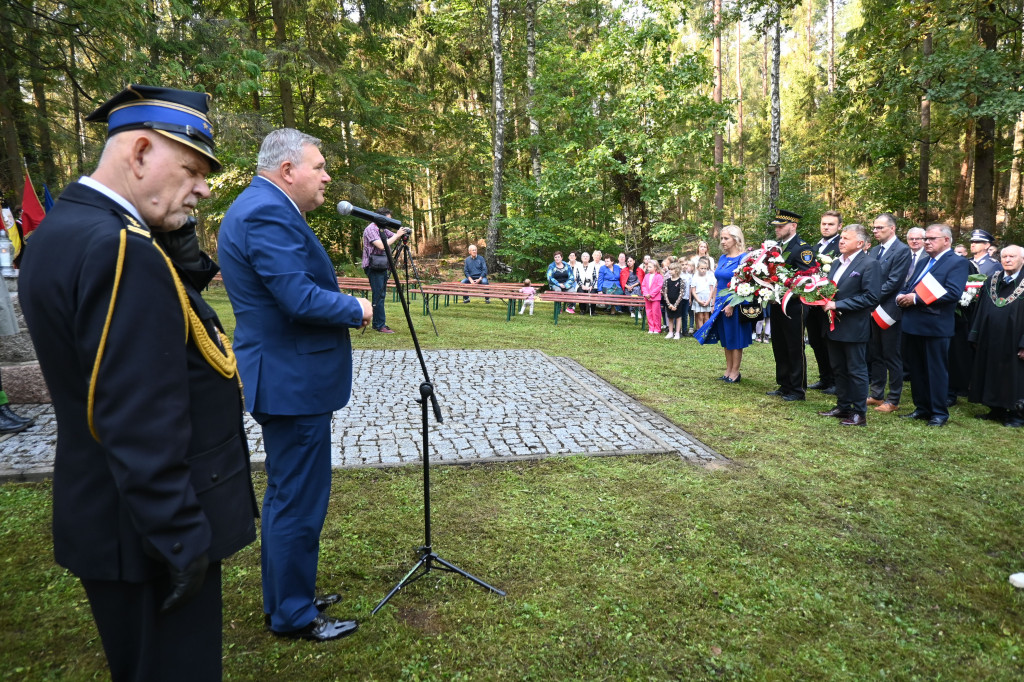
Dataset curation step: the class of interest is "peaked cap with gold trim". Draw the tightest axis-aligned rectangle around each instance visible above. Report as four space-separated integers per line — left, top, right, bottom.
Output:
86 84 221 172
769 209 802 227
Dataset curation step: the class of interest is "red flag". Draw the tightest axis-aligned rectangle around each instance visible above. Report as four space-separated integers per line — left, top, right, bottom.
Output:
21 170 46 236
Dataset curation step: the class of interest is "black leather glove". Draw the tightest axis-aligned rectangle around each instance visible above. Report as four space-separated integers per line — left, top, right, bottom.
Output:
161 553 210 614
156 217 204 271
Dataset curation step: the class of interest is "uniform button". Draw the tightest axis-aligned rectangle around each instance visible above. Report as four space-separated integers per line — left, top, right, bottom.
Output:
211 473 219 482
172 543 183 554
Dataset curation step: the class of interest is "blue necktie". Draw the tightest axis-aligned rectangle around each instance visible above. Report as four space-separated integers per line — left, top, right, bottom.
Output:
913 257 936 285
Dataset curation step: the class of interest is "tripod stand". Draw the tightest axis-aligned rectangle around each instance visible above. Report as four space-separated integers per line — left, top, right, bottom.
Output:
361 224 505 615
392 236 439 337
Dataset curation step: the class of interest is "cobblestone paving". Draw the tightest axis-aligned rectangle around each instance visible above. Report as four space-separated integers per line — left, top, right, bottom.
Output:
0 350 722 481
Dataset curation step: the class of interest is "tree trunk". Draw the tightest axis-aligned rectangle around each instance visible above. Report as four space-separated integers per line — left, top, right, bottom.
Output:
486 0 505 274
972 7 997 234
272 0 295 128
918 32 932 224
526 0 541 189
0 17 22 196
768 9 782 216
712 0 723 241
828 0 835 92
28 8 57 189
736 21 744 218
70 41 84 177
1007 112 1023 211
247 0 262 112
953 120 975 236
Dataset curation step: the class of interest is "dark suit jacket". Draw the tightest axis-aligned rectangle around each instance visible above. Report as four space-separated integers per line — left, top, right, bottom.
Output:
218 177 366 416
826 251 881 343
812 235 840 258
20 182 257 582
869 239 912 322
900 249 971 337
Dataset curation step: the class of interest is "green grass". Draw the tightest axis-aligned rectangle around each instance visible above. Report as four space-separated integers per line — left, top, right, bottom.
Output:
2 287 1023 680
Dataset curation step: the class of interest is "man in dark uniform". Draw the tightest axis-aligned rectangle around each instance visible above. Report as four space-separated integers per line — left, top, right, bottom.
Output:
807 210 842 394
766 209 816 401
969 229 1002 277
20 85 258 682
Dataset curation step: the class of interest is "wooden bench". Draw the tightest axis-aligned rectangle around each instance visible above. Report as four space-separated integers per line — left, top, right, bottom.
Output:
420 283 549 321
539 291 647 325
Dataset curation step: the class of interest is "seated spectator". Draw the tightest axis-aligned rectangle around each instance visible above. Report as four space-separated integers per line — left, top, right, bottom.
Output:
461 244 489 303
546 251 577 313
620 255 644 318
596 256 622 313
574 251 599 314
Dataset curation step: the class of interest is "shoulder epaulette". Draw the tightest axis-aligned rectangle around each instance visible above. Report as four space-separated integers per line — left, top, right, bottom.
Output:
123 214 151 239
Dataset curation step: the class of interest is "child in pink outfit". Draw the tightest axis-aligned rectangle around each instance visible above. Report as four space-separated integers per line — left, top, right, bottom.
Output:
519 279 537 315
641 261 664 333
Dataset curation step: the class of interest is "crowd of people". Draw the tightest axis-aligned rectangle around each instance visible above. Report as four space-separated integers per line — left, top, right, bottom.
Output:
489 209 1023 432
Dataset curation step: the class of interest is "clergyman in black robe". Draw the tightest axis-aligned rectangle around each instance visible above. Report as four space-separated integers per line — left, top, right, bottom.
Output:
968 244 1024 427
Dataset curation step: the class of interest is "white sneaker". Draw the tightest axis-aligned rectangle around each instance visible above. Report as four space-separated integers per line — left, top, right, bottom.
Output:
1011 573 1024 588
674 333 680 339
665 331 673 339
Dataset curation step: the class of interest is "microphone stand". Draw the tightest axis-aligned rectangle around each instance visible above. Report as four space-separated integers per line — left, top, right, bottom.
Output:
363 224 505 615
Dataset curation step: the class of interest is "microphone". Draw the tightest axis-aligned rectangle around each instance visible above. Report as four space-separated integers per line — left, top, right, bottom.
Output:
337 201 403 228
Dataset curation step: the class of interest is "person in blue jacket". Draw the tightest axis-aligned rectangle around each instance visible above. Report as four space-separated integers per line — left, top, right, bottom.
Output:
219 128 372 642
546 251 577 313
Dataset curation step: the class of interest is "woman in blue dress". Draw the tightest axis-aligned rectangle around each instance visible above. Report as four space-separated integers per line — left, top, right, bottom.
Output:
695 225 752 383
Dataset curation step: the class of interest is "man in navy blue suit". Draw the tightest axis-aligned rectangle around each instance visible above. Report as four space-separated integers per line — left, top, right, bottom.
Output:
219 129 372 641
817 225 880 426
896 223 971 426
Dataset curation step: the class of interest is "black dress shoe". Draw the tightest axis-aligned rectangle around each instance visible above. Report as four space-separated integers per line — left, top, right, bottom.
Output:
781 393 805 401
817 407 850 418
840 413 867 426
0 410 28 434
975 409 1006 421
272 613 358 642
0 404 33 427
766 389 783 396
901 409 930 420
946 397 958 407
723 374 741 384
808 380 828 390
1003 417 1024 428
264 593 344 627
926 416 948 427
820 386 837 396
315 593 341 611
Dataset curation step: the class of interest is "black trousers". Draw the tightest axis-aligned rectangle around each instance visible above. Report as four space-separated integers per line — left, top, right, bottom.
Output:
868 319 903 404
770 300 807 397
81 562 223 682
904 333 952 419
806 307 833 386
828 338 868 416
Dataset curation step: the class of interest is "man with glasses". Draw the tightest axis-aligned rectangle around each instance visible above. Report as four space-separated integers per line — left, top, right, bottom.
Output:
865 214 912 414
895 224 970 426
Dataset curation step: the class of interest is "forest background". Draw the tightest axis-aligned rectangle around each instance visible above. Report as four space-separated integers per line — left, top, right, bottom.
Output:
1 0 1023 278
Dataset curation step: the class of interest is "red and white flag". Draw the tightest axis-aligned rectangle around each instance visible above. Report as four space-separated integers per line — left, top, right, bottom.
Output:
914 272 947 305
871 305 896 330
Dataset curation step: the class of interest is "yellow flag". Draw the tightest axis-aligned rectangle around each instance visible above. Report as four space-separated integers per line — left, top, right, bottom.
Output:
1 206 21 258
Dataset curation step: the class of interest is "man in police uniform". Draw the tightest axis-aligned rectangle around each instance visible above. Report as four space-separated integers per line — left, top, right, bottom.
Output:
766 209 816 401
969 229 1001 277
20 85 258 681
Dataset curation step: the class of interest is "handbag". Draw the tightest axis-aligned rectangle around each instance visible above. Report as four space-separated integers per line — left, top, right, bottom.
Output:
368 252 389 270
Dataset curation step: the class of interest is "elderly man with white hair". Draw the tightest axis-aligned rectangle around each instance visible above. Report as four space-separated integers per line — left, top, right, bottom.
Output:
968 244 1024 428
